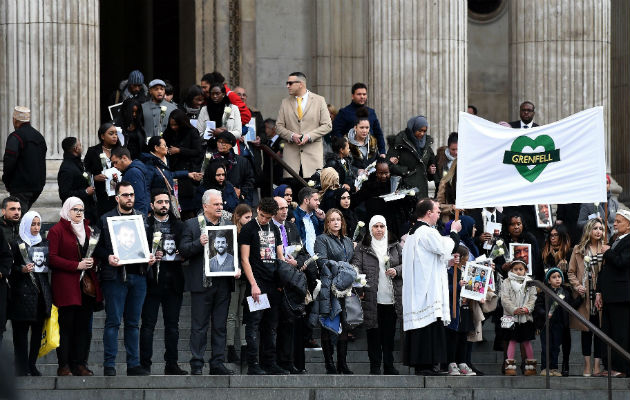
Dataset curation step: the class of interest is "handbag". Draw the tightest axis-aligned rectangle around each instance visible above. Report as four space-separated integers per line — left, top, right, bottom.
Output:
500 315 515 329
155 166 181 219
343 290 364 328
81 272 96 297
39 305 60 358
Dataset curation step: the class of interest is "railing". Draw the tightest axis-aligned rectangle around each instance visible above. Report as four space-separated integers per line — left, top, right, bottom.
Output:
527 280 630 400
249 142 308 190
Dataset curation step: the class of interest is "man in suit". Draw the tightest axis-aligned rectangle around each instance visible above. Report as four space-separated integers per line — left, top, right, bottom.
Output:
179 189 235 375
276 72 332 179
509 101 539 129
468 207 503 253
596 210 630 375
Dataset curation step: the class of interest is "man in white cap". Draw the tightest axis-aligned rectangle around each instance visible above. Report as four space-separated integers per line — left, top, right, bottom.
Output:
142 79 177 137
2 107 47 212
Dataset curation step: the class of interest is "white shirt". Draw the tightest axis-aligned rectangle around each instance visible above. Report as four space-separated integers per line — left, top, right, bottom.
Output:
295 90 310 114
520 120 535 129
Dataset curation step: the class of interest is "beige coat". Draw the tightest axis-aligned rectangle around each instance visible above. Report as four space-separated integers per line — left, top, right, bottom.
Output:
567 245 601 331
276 91 332 178
467 290 498 342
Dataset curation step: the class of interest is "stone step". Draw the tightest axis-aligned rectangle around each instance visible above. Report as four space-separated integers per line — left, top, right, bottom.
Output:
13 375 630 400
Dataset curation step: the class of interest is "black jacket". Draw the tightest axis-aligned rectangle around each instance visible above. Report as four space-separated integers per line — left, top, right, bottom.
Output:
2 123 47 193
0 218 20 247
386 131 436 198
324 153 357 189
8 240 53 322
163 126 203 199
146 215 185 294
509 121 540 129
467 208 504 251
211 151 256 206
533 285 578 330
57 152 97 224
597 235 630 304
84 144 118 217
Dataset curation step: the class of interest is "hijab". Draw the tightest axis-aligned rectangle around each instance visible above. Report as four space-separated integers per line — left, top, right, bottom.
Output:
369 215 388 262
273 184 289 198
19 210 42 246
60 197 86 246
319 167 340 198
203 161 228 190
405 115 428 152
443 215 479 258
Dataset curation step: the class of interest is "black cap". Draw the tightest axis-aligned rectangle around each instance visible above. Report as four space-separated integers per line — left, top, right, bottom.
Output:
216 131 236 146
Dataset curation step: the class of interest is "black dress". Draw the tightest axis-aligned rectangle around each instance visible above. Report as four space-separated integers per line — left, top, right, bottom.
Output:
84 144 118 217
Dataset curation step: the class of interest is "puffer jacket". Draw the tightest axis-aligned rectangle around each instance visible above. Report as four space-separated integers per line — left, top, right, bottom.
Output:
308 259 357 329
386 130 436 198
276 260 308 319
351 242 403 330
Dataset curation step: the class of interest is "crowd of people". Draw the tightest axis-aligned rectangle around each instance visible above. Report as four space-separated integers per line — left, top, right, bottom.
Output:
0 70 628 380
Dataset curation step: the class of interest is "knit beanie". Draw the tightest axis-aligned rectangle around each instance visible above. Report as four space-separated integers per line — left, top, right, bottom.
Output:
544 267 564 285
128 70 144 85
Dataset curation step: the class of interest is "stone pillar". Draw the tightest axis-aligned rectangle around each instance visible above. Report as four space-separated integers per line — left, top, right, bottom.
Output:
368 0 467 146
313 0 369 111
509 0 611 166
0 0 100 219
611 0 630 202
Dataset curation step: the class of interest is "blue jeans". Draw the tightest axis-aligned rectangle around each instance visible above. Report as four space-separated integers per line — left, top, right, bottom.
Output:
102 273 147 368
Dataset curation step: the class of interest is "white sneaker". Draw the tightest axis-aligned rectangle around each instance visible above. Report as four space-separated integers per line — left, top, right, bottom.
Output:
448 362 461 376
458 363 477 376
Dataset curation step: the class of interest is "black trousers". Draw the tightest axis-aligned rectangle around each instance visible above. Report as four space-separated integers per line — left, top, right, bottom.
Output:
445 328 468 365
366 304 397 369
11 319 44 375
292 316 307 370
540 322 564 370
140 287 184 368
245 288 280 367
601 302 630 374
276 306 295 368
189 280 231 369
56 304 92 368
581 312 603 358
0 281 7 346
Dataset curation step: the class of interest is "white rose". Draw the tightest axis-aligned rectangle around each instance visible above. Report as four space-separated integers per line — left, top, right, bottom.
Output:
224 107 232 115
307 180 315 187
82 172 89 179
358 221 365 228
584 256 591 263
99 153 106 159
496 239 504 246
408 190 415 197
384 256 390 264
160 106 167 112
498 248 504 255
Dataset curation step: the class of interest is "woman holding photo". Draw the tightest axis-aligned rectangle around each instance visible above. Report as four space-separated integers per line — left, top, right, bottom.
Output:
48 197 102 376
84 122 121 217
8 210 52 376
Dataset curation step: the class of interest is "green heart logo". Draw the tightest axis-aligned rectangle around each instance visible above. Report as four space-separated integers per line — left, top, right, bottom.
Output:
502 135 561 182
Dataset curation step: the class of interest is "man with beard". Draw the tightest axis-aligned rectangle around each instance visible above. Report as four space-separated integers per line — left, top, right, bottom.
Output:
115 223 144 261
180 189 236 375
0 197 21 245
162 238 177 261
94 181 156 376
142 79 177 137
509 101 539 129
140 190 188 375
209 233 234 273
32 249 47 273
0 197 20 345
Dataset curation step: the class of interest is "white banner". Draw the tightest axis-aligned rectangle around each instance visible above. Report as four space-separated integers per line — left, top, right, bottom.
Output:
455 107 607 209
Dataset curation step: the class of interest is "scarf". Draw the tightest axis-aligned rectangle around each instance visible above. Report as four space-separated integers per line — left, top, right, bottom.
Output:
205 97 230 127
369 215 388 262
507 271 531 322
319 167 340 197
405 116 428 153
19 210 42 246
60 197 86 246
444 146 456 170
184 103 200 118
211 150 236 172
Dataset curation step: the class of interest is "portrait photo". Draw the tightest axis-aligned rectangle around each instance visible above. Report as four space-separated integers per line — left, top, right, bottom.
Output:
107 215 150 264
509 242 532 275
29 246 49 273
204 225 238 277
535 203 553 228
161 233 180 261
461 262 492 301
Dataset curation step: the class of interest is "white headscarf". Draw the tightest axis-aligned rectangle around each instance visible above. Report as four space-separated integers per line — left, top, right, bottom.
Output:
369 215 388 261
19 210 42 246
60 197 86 246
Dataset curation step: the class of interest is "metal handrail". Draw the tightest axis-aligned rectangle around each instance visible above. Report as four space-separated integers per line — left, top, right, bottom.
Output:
249 142 308 188
527 280 630 399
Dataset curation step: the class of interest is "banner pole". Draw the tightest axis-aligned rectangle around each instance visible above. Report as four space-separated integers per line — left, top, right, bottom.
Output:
452 209 460 319
604 202 608 245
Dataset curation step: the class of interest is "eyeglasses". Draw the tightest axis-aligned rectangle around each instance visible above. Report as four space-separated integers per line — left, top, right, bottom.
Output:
71 208 84 214
286 81 300 86
118 193 135 198
520 108 535 113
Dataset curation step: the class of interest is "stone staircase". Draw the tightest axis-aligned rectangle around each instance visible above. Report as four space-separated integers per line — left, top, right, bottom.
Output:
4 292 630 399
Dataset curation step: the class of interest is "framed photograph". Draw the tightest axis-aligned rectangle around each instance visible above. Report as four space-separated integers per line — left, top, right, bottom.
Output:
509 242 532 275
161 233 180 261
535 203 553 228
30 245 49 273
461 262 492 301
103 167 121 197
107 215 150 265
204 225 238 277
108 102 123 122
483 221 502 250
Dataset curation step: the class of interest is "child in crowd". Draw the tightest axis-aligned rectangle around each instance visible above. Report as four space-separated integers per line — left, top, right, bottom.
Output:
500 258 538 376
325 136 357 192
446 245 476 376
534 267 577 376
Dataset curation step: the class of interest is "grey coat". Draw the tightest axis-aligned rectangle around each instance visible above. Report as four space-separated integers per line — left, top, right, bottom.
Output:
351 242 403 330
142 100 177 137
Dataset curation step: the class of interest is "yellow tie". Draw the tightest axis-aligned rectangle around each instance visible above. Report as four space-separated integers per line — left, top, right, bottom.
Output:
297 97 303 120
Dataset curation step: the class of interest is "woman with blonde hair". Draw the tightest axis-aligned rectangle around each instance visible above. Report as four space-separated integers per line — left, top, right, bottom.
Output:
568 218 607 376
319 167 341 213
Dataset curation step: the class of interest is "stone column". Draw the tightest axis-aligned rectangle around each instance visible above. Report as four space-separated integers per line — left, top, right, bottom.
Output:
0 0 100 219
509 0 611 166
313 0 369 111
368 0 467 146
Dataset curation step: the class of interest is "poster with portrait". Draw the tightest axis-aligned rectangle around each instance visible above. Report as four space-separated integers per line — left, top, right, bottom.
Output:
509 242 532 276
483 221 503 250
461 262 492 301
29 245 49 273
161 233 181 261
103 167 121 197
107 215 150 264
535 203 553 228
204 225 238 277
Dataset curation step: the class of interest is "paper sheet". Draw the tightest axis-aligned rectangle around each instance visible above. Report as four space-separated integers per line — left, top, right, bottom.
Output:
247 293 270 312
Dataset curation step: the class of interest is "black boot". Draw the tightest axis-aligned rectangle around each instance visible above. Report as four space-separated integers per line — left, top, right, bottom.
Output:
321 339 337 374
336 340 353 375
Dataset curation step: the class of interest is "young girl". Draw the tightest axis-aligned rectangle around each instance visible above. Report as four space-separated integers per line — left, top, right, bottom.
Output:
500 258 538 376
446 245 476 376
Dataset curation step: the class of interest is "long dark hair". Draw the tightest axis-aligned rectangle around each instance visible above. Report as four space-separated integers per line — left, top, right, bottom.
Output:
184 85 204 108
120 98 145 132
202 161 227 189
542 223 571 264
167 108 194 131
